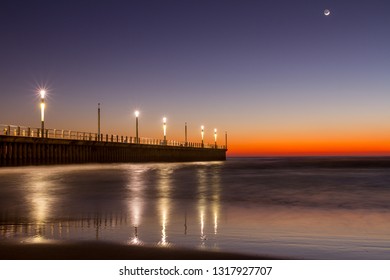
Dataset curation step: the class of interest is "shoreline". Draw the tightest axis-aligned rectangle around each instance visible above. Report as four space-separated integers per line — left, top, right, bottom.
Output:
0 241 283 260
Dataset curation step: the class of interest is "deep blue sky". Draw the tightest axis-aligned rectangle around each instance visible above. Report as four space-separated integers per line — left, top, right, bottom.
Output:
1 0 389 154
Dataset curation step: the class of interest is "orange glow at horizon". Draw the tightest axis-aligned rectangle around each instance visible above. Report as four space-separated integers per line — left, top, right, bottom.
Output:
227 134 390 156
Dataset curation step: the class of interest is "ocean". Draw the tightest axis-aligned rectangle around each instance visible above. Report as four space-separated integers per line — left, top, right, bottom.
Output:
1 157 390 259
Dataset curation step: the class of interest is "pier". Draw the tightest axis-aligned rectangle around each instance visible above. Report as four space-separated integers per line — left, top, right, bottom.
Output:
0 124 227 166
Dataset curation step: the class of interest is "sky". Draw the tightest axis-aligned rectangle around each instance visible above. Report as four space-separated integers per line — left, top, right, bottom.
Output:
1 0 389 156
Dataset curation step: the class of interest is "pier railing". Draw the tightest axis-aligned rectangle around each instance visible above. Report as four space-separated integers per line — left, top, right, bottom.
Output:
0 124 226 149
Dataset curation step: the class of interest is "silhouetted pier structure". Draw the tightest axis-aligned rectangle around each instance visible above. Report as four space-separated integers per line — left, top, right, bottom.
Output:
0 124 227 166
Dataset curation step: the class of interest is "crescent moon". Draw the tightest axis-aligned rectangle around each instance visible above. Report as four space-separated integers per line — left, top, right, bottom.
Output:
324 9 331 16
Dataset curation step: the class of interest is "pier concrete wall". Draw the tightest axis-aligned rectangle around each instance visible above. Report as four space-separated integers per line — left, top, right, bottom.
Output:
0 136 226 166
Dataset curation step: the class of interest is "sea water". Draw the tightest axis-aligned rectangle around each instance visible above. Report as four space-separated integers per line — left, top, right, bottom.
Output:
1 157 390 259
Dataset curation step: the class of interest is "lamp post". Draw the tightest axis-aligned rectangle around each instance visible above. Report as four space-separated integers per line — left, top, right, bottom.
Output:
163 117 167 144
185 122 188 147
214 128 217 148
40 90 45 138
98 103 101 141
201 125 204 148
225 131 228 150
135 110 139 143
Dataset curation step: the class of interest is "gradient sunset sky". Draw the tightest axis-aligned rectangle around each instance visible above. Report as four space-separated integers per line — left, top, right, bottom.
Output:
1 0 389 156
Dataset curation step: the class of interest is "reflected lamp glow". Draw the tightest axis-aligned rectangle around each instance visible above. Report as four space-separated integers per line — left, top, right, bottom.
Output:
214 212 218 235
129 226 142 245
160 210 168 246
127 166 145 245
200 210 206 242
158 167 171 246
29 173 53 229
158 197 169 247
212 171 221 235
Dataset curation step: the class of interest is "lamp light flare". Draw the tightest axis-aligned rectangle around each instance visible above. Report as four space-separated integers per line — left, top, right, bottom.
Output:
40 89 46 99
134 110 139 117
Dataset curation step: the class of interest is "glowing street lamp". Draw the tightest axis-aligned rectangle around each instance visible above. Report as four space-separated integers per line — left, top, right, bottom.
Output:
214 128 217 148
135 110 139 143
201 125 204 148
163 117 167 144
39 90 46 138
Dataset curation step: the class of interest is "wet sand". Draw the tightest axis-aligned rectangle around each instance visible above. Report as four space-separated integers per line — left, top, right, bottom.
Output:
0 241 281 260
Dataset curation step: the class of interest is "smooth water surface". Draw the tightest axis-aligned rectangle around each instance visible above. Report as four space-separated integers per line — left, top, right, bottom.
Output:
1 158 390 259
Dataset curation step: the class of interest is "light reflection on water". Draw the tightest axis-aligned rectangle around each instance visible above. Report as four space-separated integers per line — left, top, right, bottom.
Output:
29 172 51 224
158 166 171 247
1 159 390 259
126 165 146 246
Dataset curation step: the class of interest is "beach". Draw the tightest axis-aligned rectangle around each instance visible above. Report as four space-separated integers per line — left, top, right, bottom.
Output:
0 241 278 260
1 158 390 259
